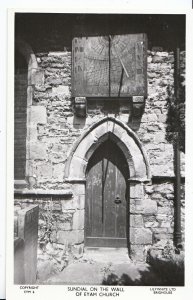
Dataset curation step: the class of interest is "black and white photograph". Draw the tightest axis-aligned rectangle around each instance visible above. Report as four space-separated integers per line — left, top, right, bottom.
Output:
11 11 187 288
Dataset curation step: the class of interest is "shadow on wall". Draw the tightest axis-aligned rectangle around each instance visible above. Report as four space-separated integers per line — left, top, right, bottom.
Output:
73 115 86 129
14 238 25 284
72 99 144 131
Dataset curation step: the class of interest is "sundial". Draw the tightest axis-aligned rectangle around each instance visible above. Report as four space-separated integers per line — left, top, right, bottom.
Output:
72 34 147 98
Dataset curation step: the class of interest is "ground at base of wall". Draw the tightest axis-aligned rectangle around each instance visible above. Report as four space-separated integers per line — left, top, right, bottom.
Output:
36 248 171 286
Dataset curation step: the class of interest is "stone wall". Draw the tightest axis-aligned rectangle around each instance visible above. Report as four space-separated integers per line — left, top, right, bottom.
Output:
26 49 185 187
15 44 185 270
14 190 85 279
14 181 185 266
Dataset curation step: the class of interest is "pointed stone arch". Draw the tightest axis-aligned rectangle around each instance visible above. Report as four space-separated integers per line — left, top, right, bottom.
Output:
65 117 152 260
64 117 151 182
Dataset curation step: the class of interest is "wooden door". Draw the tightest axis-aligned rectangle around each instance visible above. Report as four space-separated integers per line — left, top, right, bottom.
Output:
85 140 129 247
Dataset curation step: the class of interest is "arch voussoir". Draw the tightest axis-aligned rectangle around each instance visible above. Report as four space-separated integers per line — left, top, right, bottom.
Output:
74 131 98 161
94 122 108 139
68 155 87 179
65 117 151 182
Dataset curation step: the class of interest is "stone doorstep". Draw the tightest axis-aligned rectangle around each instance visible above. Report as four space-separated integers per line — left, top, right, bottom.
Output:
83 247 130 264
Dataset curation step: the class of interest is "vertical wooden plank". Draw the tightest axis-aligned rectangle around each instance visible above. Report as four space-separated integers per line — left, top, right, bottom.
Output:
116 167 127 238
110 34 147 97
103 157 116 238
135 33 147 96
72 36 109 97
85 157 103 238
92 159 103 236
84 36 109 97
72 37 86 97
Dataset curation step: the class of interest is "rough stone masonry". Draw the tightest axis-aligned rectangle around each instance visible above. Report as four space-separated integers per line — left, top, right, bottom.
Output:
14 37 185 275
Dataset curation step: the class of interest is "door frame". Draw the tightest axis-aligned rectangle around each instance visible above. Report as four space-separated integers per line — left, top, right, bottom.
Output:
64 117 151 258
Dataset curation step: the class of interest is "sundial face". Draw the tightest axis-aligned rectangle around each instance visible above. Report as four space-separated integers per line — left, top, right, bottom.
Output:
72 34 147 97
84 37 109 94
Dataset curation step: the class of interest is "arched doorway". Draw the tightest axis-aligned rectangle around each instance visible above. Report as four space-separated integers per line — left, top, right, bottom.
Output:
64 117 151 258
85 139 129 248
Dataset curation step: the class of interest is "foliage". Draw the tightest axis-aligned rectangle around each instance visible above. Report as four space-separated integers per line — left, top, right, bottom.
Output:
166 75 185 153
39 200 55 249
147 241 184 286
102 267 161 286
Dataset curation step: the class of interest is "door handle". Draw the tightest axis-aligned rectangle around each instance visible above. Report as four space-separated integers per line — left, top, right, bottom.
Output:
114 195 121 204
